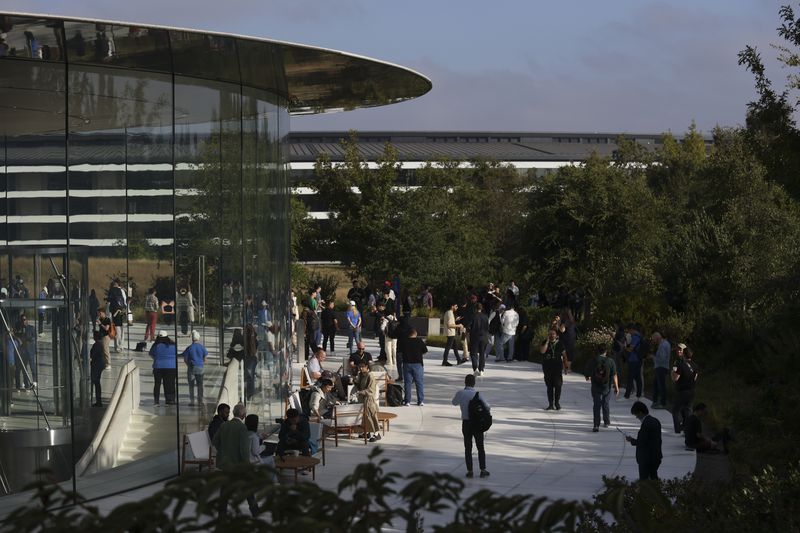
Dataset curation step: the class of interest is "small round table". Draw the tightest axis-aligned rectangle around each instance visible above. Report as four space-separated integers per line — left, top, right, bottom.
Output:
377 412 398 435
275 455 321 483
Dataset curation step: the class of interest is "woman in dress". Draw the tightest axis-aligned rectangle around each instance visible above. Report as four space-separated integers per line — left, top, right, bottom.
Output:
354 361 381 442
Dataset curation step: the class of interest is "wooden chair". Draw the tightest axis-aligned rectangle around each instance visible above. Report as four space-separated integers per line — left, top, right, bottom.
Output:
370 370 390 407
300 365 312 388
328 403 367 446
181 430 214 473
308 421 326 466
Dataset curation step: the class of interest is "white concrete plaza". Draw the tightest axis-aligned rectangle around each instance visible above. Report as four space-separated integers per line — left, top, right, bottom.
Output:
88 335 695 524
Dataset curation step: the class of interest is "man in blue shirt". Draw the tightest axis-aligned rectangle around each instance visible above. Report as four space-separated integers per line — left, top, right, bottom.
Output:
182 330 208 406
650 332 671 409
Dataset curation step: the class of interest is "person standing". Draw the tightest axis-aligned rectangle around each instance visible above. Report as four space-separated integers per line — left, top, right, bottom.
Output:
384 312 399 379
354 361 382 442
624 323 644 399
625 401 663 480
320 300 338 353
452 373 490 478
650 332 671 409
442 302 464 366
176 287 196 336
402 328 427 406
213 403 258 517
345 301 362 354
143 287 159 342
498 304 519 362
539 328 568 410
182 330 208 406
107 279 127 352
149 331 177 406
468 303 489 376
671 343 698 433
96 308 112 369
584 344 619 431
89 331 105 407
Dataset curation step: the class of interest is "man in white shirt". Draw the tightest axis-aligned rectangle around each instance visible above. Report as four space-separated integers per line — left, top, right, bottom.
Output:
497 305 519 362
441 302 465 366
451 374 490 478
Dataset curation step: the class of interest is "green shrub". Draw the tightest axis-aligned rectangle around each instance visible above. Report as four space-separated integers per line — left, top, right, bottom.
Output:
425 334 447 348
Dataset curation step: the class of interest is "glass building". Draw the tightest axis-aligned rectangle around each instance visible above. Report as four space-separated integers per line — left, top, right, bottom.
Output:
0 12 430 506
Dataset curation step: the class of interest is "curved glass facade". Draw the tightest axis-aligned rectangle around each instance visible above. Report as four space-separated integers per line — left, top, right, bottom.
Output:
0 14 304 503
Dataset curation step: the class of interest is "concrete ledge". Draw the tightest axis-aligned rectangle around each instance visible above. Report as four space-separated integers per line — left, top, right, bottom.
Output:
76 360 139 476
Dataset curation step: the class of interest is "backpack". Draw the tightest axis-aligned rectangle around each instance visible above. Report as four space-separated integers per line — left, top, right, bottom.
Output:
592 356 609 386
468 391 492 433
386 383 404 406
488 313 501 335
298 388 313 417
387 319 400 339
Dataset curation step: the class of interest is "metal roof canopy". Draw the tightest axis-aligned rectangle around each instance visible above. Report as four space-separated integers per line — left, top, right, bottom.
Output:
0 11 431 116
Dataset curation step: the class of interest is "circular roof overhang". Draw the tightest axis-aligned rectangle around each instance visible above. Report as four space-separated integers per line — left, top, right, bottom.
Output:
0 12 432 115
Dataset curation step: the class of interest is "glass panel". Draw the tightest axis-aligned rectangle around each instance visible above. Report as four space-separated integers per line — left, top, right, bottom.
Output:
63 22 171 72
68 63 176 496
174 77 241 429
0 16 65 61
170 31 240 85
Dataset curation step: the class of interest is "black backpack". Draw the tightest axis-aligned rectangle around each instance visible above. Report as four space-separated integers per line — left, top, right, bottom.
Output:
468 391 492 433
387 319 400 339
592 356 609 386
488 313 501 335
386 383 404 406
298 388 313 417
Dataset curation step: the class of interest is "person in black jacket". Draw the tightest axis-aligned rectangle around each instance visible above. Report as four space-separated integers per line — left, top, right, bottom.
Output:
625 401 663 480
468 303 489 376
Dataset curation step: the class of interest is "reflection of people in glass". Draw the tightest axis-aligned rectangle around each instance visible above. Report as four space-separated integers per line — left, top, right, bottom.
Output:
244 324 258 399
89 289 100 328
161 297 175 327
231 281 243 326
14 315 37 389
150 331 177 406
90 331 105 407
107 279 127 352
222 282 233 326
38 285 48 335
96 309 112 369
176 287 196 335
144 287 159 342
182 330 207 406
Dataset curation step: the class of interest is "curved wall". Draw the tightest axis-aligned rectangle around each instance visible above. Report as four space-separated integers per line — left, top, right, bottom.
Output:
0 14 292 501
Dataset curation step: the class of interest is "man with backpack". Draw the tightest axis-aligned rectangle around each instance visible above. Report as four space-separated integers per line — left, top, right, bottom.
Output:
584 344 619 432
451 373 490 478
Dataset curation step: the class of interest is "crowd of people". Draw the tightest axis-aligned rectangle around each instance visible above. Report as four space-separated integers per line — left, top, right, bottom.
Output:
292 278 725 483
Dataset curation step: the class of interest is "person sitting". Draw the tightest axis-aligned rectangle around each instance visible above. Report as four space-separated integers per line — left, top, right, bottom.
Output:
307 347 326 381
276 408 311 457
309 378 338 421
244 413 277 480
684 403 724 453
348 341 373 377
208 403 230 440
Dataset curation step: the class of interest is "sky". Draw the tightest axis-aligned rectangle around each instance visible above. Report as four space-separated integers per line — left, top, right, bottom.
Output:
0 0 794 134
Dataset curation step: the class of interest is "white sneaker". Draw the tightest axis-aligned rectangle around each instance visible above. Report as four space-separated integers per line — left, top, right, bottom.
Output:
479 371 484 376
473 370 479 376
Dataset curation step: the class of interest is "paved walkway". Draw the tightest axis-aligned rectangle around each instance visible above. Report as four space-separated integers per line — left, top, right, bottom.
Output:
89 336 695 524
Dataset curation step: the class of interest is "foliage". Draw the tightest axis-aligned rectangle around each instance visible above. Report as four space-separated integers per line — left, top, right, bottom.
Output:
307 274 339 305
9 455 800 532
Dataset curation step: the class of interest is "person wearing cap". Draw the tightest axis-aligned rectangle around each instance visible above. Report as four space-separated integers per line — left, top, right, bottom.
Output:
182 330 208 406
671 343 698 433
176 286 196 335
345 300 362 354
150 331 177 406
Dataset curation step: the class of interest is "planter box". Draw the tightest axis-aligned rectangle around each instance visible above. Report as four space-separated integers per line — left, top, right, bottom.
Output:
409 317 441 337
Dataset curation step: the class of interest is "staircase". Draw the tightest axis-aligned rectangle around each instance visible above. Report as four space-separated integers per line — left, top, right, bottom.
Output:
116 412 179 467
